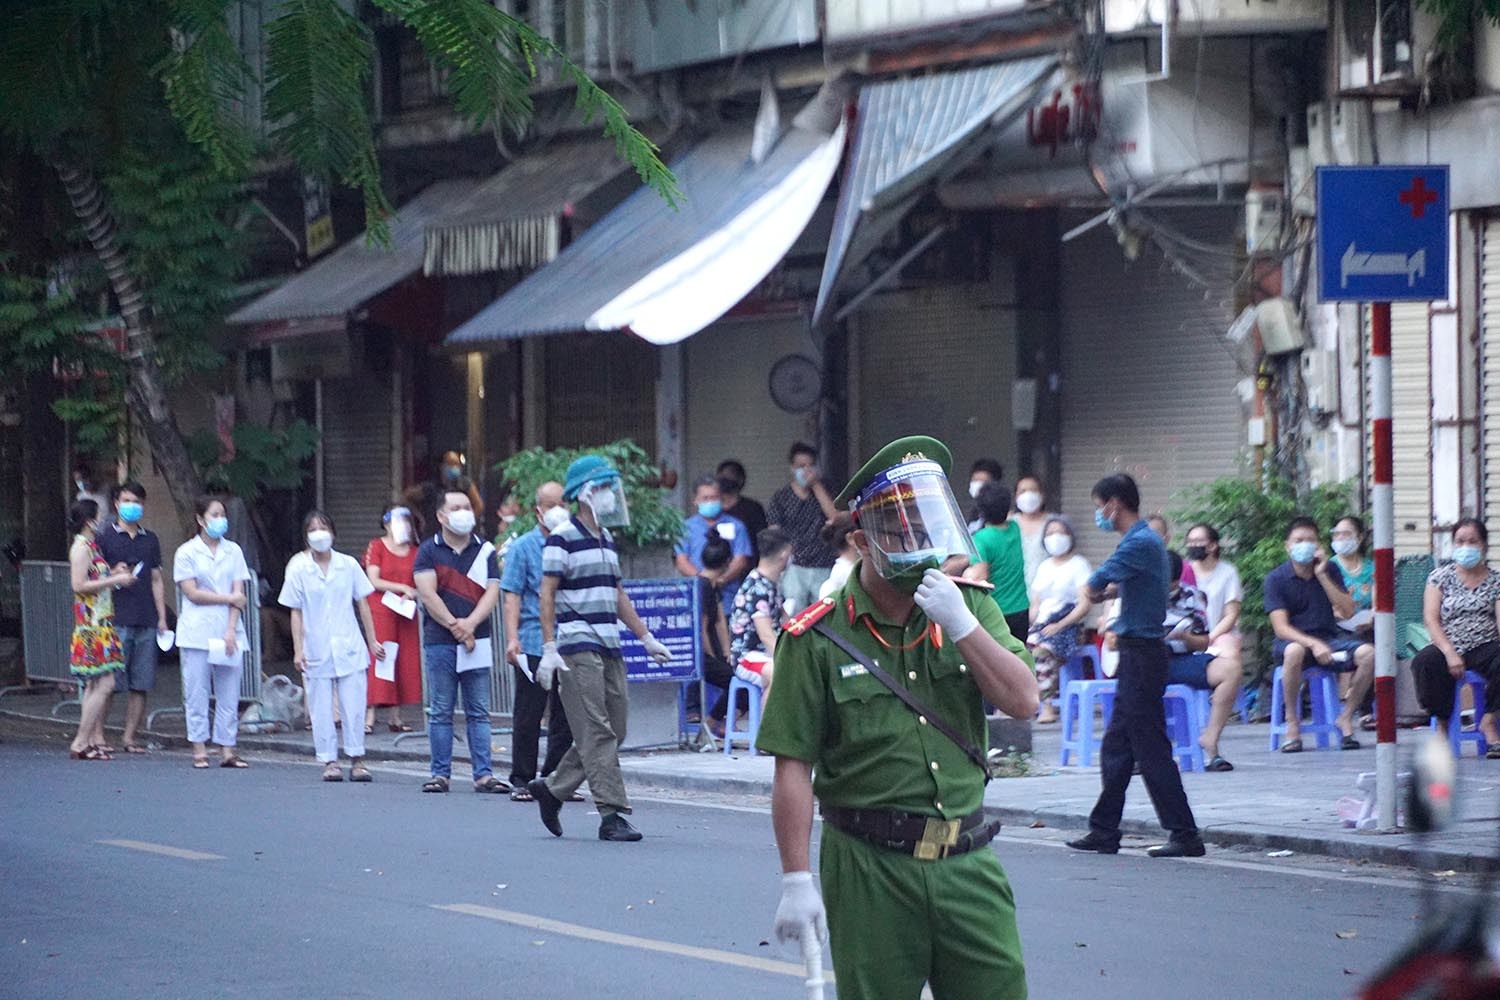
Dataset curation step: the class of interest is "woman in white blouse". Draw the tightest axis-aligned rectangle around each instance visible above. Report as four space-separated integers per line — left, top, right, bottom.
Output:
1183 523 1244 658
279 511 384 782
1027 515 1092 723
173 495 252 768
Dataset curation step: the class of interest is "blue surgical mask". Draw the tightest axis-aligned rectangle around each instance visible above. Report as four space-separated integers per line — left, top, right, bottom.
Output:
205 516 229 540
1453 546 1484 570
1094 508 1114 533
697 500 722 519
1289 541 1318 565
118 502 143 524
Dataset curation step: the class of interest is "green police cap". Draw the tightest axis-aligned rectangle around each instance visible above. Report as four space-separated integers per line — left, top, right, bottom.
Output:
834 435 954 511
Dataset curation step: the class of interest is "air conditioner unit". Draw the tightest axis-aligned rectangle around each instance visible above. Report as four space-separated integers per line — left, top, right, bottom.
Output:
1257 298 1305 355
1337 0 1451 98
1301 348 1340 415
1306 101 1373 166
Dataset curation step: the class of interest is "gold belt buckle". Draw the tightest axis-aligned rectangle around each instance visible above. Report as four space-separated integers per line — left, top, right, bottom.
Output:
915 817 961 859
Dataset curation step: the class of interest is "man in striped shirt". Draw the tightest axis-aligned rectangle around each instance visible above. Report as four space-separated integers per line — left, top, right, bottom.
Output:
530 455 672 842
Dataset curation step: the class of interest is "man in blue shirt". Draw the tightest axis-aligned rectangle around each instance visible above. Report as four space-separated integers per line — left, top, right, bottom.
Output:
1067 473 1204 859
674 475 752 616
501 481 575 797
1263 516 1373 752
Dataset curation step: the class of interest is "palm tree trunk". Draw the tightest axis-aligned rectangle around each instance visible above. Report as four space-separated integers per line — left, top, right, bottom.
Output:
53 162 204 530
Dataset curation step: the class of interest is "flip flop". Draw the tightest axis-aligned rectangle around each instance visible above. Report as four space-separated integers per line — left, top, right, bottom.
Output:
192 756 211 769
1340 734 1362 751
388 722 413 733
123 744 148 754
422 776 450 793
1205 755 1235 772
473 776 511 794
1486 745 1500 760
363 724 375 735
1279 738 1304 754
510 786 535 802
220 756 249 769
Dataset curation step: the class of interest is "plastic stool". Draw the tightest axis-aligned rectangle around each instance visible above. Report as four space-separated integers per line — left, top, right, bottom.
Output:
1429 670 1490 757
724 676 763 756
1050 646 1100 711
1268 665 1341 751
1164 683 1205 772
1060 679 1118 767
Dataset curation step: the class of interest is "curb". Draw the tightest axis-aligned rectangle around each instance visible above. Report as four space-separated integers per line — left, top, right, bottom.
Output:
6 707 1484 873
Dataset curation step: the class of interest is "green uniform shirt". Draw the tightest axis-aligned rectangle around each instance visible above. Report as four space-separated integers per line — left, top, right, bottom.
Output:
972 521 1029 615
757 563 1031 821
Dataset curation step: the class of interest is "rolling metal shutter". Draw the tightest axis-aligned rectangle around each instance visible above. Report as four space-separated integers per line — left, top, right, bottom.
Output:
1483 219 1500 524
1058 207 1242 567
321 376 396 554
854 285 1018 498
1388 302 1433 555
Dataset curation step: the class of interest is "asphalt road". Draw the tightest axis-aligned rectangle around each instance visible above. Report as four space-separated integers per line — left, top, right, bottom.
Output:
0 740 1461 1000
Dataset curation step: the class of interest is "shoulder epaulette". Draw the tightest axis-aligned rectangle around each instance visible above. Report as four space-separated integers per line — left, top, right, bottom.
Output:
951 575 994 590
785 597 837 636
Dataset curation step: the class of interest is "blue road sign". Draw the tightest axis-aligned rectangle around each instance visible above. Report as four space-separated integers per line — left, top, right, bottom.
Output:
1316 165 1448 303
619 578 700 683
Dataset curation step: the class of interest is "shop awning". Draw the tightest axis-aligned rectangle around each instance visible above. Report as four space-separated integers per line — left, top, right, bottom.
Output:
444 114 847 348
422 138 645 277
812 55 1060 325
227 179 481 332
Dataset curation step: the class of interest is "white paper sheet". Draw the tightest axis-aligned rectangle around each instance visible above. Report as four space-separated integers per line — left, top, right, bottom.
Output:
457 637 491 673
381 591 417 619
156 629 175 652
1339 609 1374 632
515 653 534 685
205 638 242 667
376 641 398 682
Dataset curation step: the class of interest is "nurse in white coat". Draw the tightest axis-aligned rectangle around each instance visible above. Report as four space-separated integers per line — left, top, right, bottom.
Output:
280 511 384 782
174 496 253 769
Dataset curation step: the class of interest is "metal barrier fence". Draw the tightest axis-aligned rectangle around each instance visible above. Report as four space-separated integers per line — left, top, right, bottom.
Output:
393 602 512 748
0 561 82 715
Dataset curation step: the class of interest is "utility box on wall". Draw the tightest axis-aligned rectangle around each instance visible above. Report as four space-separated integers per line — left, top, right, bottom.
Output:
1302 349 1340 415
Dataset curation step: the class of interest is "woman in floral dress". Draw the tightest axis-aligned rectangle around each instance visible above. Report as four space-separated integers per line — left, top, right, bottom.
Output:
67 499 135 760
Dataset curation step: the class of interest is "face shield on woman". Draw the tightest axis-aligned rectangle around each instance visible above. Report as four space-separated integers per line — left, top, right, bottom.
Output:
580 477 631 529
851 458 976 592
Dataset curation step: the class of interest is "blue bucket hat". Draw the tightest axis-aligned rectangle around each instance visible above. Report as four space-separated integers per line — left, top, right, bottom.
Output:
563 455 620 501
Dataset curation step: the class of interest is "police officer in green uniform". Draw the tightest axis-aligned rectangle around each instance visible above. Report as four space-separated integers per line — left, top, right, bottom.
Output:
757 436 1038 1000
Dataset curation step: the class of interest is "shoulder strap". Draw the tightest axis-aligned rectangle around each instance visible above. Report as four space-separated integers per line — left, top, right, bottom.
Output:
812 621 992 782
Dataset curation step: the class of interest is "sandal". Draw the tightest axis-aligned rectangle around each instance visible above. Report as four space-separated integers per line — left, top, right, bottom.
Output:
364 724 375 735
422 776 450 793
1279 738 1304 754
69 746 111 761
1205 755 1235 772
1486 745 1500 760
510 786 535 802
1340 734 1362 751
349 763 373 782
473 776 511 794
193 756 211 769
388 722 412 733
220 756 249 769
95 743 116 754
123 743 148 754
322 762 344 782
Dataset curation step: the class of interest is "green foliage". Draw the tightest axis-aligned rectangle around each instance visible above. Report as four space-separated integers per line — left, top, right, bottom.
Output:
1417 0 1500 52
158 0 253 175
1170 474 1357 662
496 440 684 550
188 420 320 503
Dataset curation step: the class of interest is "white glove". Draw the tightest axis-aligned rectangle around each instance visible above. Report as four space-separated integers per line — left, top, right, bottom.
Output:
641 632 672 664
536 642 568 691
773 871 828 948
913 568 979 642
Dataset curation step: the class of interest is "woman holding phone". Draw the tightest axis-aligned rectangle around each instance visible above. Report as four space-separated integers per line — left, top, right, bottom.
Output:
173 495 252 768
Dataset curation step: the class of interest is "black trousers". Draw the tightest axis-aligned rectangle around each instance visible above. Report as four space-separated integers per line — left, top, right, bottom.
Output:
1004 610 1030 646
509 663 574 785
701 653 749 721
1088 638 1199 844
1412 640 1500 721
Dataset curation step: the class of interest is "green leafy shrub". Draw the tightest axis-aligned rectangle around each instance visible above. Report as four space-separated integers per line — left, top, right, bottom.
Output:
1170 473 1356 668
496 440 684 550
188 421 320 503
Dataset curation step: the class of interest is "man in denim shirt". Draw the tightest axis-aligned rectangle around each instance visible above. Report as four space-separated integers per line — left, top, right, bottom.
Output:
1067 473 1204 858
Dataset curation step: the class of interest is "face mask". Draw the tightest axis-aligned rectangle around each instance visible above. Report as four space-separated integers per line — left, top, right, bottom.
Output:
1044 534 1073 557
501 514 517 526
697 500 722 519
1453 546 1484 570
1016 491 1043 514
542 506 572 533
443 466 462 483
793 467 811 488
1332 538 1359 557
75 479 86 494
204 516 229 540
1289 540 1318 565
1185 544 1209 562
1094 508 1114 533
306 530 334 553
118 502 144 524
445 510 476 536
884 551 943 595
968 480 984 499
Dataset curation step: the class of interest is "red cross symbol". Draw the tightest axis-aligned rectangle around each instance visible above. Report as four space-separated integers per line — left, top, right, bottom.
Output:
1399 176 1439 218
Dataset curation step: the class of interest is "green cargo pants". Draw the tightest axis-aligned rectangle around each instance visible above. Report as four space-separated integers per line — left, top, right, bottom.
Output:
820 824 1026 1000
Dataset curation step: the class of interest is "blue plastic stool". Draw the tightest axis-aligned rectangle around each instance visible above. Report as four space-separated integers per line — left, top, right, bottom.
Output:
1429 670 1490 757
723 676 763 756
1050 646 1100 712
1268 665 1341 751
1060 679 1118 767
678 681 726 742
1165 683 1205 772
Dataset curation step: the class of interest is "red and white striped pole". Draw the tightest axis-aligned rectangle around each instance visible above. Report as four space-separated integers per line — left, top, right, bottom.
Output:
1370 301 1398 831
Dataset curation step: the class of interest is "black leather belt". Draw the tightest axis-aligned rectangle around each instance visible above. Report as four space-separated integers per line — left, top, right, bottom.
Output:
822 806 1000 861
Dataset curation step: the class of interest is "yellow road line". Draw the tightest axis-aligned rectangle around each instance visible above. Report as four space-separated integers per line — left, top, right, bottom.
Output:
433 903 833 982
97 839 223 861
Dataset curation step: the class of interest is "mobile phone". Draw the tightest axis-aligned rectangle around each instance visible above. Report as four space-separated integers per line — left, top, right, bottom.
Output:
132 562 145 577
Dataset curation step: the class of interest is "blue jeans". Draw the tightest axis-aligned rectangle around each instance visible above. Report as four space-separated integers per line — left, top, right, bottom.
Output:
425 644 492 780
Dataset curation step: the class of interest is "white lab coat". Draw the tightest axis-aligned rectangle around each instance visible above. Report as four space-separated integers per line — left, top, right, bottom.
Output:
278 551 375 679
173 535 251 650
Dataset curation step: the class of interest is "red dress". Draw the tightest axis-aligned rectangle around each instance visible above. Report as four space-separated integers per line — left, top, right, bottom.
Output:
364 537 422 706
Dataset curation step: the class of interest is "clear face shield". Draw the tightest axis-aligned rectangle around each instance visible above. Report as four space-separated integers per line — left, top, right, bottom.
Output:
385 506 414 545
580 477 630 529
851 459 976 591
